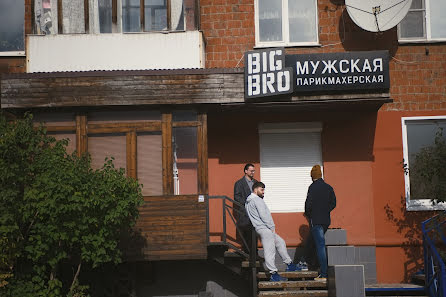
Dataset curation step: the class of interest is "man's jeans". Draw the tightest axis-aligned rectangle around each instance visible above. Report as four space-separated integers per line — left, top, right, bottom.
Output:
311 224 328 277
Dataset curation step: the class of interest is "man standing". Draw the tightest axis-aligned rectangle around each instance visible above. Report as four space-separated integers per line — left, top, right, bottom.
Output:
305 165 336 281
234 163 257 253
245 182 299 281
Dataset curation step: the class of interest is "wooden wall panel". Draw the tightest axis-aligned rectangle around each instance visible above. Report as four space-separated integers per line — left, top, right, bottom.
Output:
125 195 207 261
1 71 245 108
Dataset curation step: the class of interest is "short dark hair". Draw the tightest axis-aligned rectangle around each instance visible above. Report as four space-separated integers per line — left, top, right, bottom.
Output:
244 163 255 172
252 181 265 190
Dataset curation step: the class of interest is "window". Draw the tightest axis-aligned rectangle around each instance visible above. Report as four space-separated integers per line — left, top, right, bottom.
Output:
33 110 207 197
259 122 323 212
34 0 198 34
122 0 185 32
255 0 318 47
0 0 24 55
398 0 446 42
402 116 446 211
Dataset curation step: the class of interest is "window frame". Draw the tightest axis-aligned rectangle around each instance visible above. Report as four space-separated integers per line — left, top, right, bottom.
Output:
398 0 446 43
401 115 446 211
0 0 25 56
254 0 319 48
36 110 208 197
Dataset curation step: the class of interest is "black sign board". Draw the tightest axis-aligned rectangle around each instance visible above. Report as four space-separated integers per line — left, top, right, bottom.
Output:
244 48 294 99
244 49 390 98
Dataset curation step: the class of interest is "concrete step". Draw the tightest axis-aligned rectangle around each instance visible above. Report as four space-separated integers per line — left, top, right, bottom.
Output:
257 271 319 279
242 260 262 268
258 290 328 297
258 280 327 289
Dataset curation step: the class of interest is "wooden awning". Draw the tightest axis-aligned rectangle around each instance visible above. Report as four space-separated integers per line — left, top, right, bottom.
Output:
1 68 391 110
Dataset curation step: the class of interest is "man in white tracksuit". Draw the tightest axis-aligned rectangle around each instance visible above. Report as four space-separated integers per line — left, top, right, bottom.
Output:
245 181 299 281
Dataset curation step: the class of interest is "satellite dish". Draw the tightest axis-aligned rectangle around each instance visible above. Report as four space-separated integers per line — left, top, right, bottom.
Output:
345 0 412 32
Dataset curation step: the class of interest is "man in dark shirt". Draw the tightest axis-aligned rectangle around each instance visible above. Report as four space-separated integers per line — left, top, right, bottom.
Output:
304 165 336 280
234 163 257 253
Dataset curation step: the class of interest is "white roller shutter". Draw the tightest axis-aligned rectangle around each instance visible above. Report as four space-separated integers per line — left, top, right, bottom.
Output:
259 123 323 213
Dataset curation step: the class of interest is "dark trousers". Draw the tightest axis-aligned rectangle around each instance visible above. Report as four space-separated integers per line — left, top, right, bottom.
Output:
312 224 328 277
237 225 254 253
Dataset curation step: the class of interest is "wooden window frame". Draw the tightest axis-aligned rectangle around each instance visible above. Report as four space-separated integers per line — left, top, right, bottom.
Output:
43 111 208 196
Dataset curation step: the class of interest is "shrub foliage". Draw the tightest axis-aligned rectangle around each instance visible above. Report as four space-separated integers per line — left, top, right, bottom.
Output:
0 113 143 297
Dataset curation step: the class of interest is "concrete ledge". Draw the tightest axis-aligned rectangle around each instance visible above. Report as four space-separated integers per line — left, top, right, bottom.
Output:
325 229 347 246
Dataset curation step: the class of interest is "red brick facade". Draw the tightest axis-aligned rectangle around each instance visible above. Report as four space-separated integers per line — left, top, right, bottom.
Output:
200 0 446 111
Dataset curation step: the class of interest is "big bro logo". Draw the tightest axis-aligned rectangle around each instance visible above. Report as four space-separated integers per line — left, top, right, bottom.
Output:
244 48 293 99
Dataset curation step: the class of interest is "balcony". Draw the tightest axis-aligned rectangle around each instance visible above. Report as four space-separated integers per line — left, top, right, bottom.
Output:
27 31 204 72
27 0 203 73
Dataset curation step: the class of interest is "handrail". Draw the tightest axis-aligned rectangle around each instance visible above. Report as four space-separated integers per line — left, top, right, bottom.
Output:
207 195 258 297
422 211 446 297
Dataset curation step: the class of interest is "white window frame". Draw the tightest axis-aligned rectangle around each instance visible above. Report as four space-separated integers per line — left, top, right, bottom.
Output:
398 0 446 43
254 0 319 48
0 51 25 57
402 115 446 211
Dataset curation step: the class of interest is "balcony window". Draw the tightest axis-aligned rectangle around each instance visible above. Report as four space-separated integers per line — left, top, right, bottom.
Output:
0 0 25 55
34 0 198 34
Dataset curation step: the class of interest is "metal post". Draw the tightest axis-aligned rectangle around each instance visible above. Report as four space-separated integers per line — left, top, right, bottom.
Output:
222 199 226 243
249 227 257 297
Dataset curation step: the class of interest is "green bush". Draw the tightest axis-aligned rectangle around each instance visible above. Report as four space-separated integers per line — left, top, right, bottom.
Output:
0 112 143 297
408 128 446 202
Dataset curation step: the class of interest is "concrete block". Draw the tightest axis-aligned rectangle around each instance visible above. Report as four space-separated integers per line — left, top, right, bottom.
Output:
328 265 365 297
325 229 347 246
363 262 377 284
355 246 376 264
327 246 355 265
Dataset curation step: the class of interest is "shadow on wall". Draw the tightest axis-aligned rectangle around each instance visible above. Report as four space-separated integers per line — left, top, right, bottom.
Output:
384 196 436 282
208 110 379 164
337 5 399 57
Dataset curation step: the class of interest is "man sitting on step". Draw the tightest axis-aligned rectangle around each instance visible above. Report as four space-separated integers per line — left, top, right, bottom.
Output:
245 181 301 281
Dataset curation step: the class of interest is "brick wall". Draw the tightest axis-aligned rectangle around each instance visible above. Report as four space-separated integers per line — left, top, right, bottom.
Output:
200 0 446 111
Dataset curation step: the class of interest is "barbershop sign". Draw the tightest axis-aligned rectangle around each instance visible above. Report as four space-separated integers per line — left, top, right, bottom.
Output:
244 49 389 98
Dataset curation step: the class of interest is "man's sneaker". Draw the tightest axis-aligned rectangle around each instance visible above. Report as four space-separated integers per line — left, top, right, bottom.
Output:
286 262 300 272
297 261 309 271
270 272 288 281
314 274 327 281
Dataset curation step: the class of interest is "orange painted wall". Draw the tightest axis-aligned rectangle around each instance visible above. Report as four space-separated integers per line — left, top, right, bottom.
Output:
208 108 446 283
372 110 445 282
207 110 378 247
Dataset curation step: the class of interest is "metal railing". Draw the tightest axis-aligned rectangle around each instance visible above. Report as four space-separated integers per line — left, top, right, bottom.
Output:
422 211 446 297
207 195 258 297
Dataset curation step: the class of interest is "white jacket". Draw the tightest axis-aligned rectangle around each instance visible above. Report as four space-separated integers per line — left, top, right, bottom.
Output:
245 193 275 232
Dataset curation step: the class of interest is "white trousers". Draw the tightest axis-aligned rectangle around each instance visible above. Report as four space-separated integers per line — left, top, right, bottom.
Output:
257 228 292 273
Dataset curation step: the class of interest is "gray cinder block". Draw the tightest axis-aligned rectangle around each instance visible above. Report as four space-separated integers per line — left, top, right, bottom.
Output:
328 265 365 297
327 246 355 265
325 229 347 246
355 246 376 264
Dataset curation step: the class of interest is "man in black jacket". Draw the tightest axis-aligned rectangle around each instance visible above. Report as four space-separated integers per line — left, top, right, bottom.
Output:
234 163 257 253
304 165 336 280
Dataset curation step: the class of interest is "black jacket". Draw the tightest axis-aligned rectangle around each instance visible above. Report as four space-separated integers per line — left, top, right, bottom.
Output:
304 178 336 226
233 176 257 227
